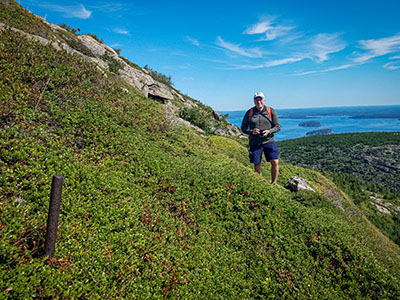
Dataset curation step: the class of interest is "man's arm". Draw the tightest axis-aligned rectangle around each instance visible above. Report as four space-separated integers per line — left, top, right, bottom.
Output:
269 108 280 134
241 110 253 135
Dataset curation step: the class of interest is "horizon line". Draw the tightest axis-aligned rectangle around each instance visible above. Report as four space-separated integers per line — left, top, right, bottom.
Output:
218 104 400 112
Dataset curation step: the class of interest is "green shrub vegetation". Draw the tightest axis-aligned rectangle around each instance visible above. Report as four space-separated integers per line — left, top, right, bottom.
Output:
120 56 142 71
179 106 213 134
60 30 95 58
1 2 400 299
87 32 103 44
277 133 400 193
179 104 230 135
0 0 95 58
278 133 400 246
144 65 173 87
0 0 54 39
113 48 121 55
59 23 79 35
101 51 123 73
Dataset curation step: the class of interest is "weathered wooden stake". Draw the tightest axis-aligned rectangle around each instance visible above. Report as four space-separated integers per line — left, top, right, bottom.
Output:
44 175 63 259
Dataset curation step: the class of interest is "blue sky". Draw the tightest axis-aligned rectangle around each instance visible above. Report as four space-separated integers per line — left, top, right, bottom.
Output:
18 0 400 110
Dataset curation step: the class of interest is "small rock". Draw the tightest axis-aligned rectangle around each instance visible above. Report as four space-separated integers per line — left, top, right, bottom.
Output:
14 197 27 207
371 202 391 215
288 176 315 192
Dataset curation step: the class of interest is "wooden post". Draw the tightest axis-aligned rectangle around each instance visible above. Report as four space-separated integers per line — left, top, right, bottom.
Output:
44 175 63 259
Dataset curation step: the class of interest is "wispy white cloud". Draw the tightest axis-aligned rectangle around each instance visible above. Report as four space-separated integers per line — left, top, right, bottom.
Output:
294 70 318 76
354 33 400 63
165 63 191 70
264 57 304 67
222 63 265 70
22 1 136 18
39 3 92 19
294 63 356 76
243 19 345 64
89 2 131 13
263 25 294 41
278 31 305 44
216 36 266 58
186 36 200 46
214 31 346 71
113 28 129 35
325 64 355 71
244 18 294 41
383 61 400 70
232 33 346 70
308 33 347 62
147 47 163 53
223 57 304 70
200 57 232 65
390 55 400 60
244 19 275 35
170 50 189 57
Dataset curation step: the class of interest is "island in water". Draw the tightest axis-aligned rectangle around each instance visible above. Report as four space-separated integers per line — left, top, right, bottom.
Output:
306 129 334 136
299 121 321 127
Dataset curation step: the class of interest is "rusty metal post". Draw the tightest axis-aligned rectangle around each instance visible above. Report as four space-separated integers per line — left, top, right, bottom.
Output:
44 175 63 258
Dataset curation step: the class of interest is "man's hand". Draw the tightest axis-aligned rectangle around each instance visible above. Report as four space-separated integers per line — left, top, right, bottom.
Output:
261 130 270 136
252 128 260 135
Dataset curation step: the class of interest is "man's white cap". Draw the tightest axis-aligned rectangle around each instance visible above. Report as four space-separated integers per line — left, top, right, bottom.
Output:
254 92 265 99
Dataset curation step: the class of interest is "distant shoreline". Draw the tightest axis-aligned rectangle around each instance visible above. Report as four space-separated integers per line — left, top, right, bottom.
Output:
220 105 400 141
220 105 400 120
219 104 400 113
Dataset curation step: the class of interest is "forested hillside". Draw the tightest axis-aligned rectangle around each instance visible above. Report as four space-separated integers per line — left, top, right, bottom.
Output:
277 133 400 193
1 1 400 299
278 133 400 245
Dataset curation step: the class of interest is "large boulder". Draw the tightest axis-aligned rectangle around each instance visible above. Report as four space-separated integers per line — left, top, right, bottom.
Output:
77 34 117 57
148 82 174 103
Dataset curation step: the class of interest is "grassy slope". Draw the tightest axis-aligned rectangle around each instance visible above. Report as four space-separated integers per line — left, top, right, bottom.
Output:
1 5 400 300
277 133 400 246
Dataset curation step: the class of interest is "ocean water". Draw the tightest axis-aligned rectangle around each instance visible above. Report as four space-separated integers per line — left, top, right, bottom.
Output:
220 105 400 141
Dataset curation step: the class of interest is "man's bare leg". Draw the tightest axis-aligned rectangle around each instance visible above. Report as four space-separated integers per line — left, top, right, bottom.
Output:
254 163 262 174
270 159 279 184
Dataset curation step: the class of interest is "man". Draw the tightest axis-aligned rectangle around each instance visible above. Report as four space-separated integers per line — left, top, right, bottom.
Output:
241 92 280 184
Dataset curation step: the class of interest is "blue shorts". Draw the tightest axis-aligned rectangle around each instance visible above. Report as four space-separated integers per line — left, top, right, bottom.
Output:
249 142 279 164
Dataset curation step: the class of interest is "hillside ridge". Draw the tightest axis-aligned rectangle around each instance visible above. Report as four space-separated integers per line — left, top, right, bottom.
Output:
1 1 400 298
0 0 241 137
